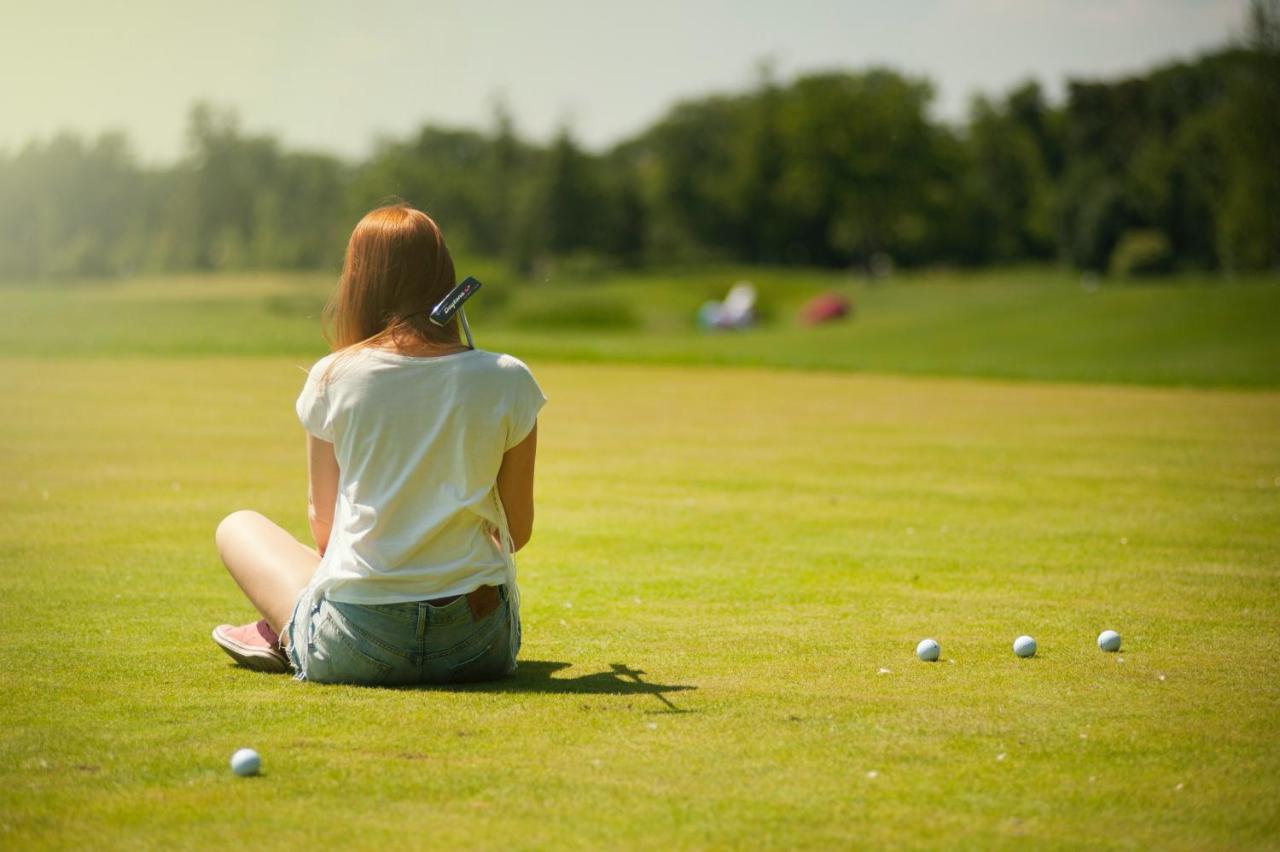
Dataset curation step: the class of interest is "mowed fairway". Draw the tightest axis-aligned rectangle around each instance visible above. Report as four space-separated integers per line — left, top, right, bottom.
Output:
2 354 1278 849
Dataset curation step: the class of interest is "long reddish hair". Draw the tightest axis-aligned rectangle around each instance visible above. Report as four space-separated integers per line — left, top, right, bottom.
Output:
317 203 461 381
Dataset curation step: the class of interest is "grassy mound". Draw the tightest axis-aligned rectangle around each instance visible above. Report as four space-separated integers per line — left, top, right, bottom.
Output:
2 266 1277 387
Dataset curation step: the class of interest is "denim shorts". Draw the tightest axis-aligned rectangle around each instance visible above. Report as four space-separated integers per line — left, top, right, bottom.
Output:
286 585 518 686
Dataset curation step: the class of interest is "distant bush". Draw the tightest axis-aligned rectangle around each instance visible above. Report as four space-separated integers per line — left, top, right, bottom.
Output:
1063 178 1130 272
1109 229 1174 277
506 291 641 331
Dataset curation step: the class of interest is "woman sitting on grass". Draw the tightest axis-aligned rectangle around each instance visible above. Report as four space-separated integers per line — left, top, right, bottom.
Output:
211 203 546 685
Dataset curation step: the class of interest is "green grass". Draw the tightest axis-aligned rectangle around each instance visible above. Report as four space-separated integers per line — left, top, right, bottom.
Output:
2 268 1278 846
2 265 1277 386
2 355 1278 848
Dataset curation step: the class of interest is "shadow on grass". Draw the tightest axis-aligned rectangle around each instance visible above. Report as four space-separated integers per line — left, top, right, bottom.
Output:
228 658 697 712
443 661 697 713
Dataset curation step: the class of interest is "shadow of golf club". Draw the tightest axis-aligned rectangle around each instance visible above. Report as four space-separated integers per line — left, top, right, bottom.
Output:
436 661 697 713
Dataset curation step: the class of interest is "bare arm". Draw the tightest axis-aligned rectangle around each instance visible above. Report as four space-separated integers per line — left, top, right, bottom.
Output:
306 434 340 556
496 422 538 552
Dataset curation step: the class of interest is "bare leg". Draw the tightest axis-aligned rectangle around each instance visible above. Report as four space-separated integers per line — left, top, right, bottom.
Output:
215 510 320 638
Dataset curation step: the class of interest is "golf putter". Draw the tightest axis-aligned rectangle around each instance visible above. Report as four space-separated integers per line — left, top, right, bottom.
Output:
429 276 482 349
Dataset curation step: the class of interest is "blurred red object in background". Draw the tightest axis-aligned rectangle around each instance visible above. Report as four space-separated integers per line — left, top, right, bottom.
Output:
800 292 853 326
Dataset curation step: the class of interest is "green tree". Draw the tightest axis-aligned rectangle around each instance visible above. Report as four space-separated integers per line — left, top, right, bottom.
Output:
773 69 948 266
967 82 1059 261
1217 0 1280 270
0 131 153 277
541 127 603 256
1057 52 1246 272
635 94 745 262
728 60 789 263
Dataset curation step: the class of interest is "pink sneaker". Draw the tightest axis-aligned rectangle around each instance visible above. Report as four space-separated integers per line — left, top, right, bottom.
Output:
212 619 291 673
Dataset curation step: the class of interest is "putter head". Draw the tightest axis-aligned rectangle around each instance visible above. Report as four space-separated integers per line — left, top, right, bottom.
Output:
429 276 482 327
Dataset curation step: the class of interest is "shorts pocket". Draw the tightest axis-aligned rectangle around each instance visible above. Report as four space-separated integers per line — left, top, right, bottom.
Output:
330 600 418 659
445 615 515 684
307 604 396 686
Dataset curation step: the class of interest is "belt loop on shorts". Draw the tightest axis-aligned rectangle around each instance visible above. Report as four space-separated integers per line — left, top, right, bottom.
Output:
415 601 428 642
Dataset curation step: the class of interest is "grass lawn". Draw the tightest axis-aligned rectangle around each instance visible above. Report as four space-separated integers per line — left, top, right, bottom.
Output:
2 269 1278 846
3 350 1278 848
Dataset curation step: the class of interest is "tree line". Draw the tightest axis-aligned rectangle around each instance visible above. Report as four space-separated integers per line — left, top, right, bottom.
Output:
1 6 1275 281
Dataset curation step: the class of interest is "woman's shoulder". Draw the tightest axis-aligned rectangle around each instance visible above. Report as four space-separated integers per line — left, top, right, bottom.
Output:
305 347 535 387
460 351 542 398
308 351 342 371
464 349 535 375
299 350 346 387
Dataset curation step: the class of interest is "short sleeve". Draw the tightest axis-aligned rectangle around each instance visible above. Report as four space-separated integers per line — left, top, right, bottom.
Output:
502 356 547 451
295 358 336 442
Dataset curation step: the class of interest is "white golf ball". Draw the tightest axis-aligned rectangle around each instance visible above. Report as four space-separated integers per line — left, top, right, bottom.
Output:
1013 635 1037 658
1097 630 1121 652
916 638 940 662
230 748 261 777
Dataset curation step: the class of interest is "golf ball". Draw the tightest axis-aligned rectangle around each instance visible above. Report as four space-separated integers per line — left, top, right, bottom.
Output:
1013 635 1037 658
916 638 940 662
1097 630 1122 652
230 748 261 777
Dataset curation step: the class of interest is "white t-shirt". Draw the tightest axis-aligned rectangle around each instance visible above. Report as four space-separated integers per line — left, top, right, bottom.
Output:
294 346 547 604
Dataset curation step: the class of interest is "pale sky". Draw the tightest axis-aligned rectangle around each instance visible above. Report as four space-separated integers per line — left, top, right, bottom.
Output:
0 0 1246 164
